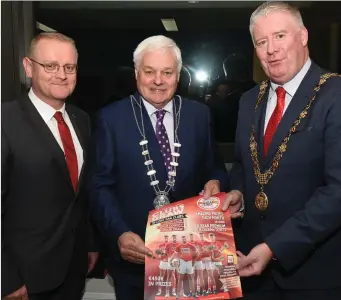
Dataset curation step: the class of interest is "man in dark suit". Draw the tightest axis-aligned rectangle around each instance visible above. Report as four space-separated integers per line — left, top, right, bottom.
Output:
2 32 98 300
87 35 228 299
223 2 341 300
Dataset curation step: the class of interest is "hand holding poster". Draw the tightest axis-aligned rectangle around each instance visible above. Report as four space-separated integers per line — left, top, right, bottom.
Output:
144 192 243 300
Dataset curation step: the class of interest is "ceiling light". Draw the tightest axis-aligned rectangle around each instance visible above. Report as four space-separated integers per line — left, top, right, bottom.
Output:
161 19 178 32
196 70 208 82
36 21 56 32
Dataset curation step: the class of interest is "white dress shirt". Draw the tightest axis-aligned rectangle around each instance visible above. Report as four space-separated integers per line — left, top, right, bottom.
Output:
142 98 175 152
28 88 83 177
264 58 312 133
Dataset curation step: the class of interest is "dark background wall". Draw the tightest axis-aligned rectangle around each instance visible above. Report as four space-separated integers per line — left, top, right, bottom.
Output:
1 1 36 102
2 1 340 110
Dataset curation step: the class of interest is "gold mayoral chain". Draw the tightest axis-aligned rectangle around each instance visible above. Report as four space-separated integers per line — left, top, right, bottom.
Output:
250 72 340 211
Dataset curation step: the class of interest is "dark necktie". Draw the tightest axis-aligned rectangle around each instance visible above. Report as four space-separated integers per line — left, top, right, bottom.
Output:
155 109 172 172
264 86 286 156
54 111 78 191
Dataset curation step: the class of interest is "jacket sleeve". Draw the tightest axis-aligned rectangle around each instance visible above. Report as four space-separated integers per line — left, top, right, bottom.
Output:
265 91 341 271
1 129 23 297
83 113 100 253
229 94 246 195
205 107 229 192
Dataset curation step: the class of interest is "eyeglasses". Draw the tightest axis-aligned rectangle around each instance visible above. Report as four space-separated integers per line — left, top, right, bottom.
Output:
28 58 77 74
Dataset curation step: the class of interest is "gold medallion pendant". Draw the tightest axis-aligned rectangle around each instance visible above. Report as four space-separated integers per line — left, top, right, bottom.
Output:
255 192 268 211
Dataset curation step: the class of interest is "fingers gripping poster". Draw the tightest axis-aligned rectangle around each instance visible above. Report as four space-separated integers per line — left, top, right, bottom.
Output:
144 193 243 300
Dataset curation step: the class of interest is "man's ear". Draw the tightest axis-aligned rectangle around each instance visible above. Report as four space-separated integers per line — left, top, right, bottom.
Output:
300 27 308 47
23 57 33 79
135 69 138 80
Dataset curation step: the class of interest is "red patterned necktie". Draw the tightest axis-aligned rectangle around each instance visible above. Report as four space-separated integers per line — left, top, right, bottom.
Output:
264 86 286 156
54 112 78 192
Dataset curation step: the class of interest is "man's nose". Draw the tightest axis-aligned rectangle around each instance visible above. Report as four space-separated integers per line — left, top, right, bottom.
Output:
267 40 278 55
55 66 67 79
153 72 163 85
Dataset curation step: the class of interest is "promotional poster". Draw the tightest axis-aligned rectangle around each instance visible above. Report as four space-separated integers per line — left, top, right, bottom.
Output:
144 193 243 300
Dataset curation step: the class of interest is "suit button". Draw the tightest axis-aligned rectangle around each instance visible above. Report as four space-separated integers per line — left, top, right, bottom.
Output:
260 214 266 220
72 227 77 232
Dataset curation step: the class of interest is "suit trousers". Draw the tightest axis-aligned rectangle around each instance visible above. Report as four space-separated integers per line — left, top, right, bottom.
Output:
107 264 144 300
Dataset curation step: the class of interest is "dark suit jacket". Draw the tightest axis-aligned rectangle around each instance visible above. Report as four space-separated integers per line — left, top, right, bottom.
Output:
231 62 341 290
1 95 96 297
87 93 228 277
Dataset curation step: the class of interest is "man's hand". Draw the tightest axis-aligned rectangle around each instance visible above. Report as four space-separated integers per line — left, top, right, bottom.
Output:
118 231 153 264
202 180 220 199
3 285 28 300
87 252 99 274
236 243 273 277
222 190 244 219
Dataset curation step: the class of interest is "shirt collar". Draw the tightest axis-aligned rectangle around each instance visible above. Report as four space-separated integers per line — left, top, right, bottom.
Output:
270 58 312 97
142 97 173 117
28 88 66 123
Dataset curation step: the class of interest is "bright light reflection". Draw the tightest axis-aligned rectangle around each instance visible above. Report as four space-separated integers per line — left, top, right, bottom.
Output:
195 70 208 82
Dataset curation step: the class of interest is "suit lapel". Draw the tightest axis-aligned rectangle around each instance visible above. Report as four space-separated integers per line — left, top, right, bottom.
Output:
66 105 88 195
264 62 322 164
66 106 86 151
173 96 195 191
253 85 270 167
18 95 73 190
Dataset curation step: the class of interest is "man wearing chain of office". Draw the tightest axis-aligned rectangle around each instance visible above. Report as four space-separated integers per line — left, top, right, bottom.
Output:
227 2 341 300
87 35 228 299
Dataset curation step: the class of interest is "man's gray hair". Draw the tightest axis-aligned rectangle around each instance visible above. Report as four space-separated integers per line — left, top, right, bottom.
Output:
133 35 182 73
249 1 305 44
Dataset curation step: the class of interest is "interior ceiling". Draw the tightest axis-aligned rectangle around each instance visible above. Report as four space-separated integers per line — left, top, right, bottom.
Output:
37 1 263 9
36 1 340 32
